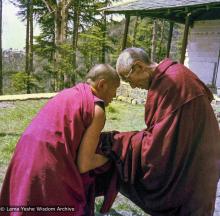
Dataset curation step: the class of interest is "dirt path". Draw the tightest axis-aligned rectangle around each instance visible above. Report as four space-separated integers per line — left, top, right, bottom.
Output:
0 93 56 102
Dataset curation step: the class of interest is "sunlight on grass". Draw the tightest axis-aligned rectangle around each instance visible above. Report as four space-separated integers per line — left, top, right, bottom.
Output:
0 100 48 168
0 100 47 134
0 136 18 165
105 100 145 132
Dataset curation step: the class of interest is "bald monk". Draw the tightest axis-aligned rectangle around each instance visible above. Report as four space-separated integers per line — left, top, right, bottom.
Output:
99 47 220 216
0 64 120 216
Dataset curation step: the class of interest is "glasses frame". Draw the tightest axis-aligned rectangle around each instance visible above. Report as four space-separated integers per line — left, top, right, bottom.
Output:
120 63 135 82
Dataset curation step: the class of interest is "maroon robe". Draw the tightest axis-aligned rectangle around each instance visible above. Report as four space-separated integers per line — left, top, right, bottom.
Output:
0 83 111 216
101 59 220 215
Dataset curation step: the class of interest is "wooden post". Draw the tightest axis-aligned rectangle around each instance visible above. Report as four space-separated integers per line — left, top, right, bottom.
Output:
122 14 130 51
180 13 191 64
166 21 174 58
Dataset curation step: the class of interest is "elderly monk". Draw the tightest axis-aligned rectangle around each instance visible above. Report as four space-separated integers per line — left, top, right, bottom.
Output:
100 47 220 216
0 64 120 216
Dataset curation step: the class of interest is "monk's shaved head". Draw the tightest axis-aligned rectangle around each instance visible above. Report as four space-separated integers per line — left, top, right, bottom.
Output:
116 47 152 75
86 64 120 85
86 64 120 106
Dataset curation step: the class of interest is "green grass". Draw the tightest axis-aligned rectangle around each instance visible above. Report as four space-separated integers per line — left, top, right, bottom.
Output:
0 100 48 166
105 100 145 131
0 99 147 215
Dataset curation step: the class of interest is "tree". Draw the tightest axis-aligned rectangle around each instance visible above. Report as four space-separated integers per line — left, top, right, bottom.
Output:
42 0 72 45
132 16 140 47
71 0 80 86
154 19 171 62
151 19 158 61
42 0 72 90
3 0 184 95
31 0 121 89
10 0 36 93
28 0 34 93
25 0 30 93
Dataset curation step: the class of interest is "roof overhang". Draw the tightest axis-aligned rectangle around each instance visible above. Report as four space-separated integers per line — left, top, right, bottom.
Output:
102 1 220 24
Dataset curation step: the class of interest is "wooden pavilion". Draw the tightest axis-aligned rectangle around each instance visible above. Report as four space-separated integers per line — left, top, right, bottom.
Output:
102 0 220 87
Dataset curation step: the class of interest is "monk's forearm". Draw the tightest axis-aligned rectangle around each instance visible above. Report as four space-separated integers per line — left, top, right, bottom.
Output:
78 154 108 173
91 154 109 169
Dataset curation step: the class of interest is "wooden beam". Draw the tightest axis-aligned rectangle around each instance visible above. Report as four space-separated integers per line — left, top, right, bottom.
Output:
180 13 191 64
122 14 130 51
166 21 174 58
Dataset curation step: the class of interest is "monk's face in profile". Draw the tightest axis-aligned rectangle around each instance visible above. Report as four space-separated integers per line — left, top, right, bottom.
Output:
97 79 120 106
120 61 154 90
103 80 120 106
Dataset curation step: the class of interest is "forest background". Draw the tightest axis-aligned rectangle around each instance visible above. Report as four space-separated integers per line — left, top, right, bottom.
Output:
0 0 184 95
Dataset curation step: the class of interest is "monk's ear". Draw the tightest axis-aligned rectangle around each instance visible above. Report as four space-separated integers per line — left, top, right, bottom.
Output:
134 60 144 67
96 79 107 90
133 60 145 72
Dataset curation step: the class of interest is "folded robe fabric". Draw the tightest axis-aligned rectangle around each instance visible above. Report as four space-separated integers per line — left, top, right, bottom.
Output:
0 83 113 216
100 59 220 215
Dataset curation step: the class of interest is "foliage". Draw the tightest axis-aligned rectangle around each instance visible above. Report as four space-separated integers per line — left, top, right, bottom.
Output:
11 71 28 92
11 71 39 92
130 17 153 55
3 1 184 94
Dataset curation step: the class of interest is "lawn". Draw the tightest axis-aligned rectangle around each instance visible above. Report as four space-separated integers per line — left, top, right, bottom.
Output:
0 99 147 215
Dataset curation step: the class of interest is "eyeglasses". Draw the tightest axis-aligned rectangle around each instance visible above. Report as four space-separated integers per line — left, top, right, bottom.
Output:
120 64 135 82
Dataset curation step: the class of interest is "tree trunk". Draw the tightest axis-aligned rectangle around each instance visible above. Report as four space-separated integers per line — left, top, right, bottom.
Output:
42 0 72 90
132 16 139 47
166 22 174 58
54 7 63 90
28 0 34 94
101 14 106 63
61 2 68 42
62 1 70 87
151 19 157 62
0 0 2 95
72 0 80 85
100 0 108 63
122 15 130 51
157 20 165 61
25 0 30 94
